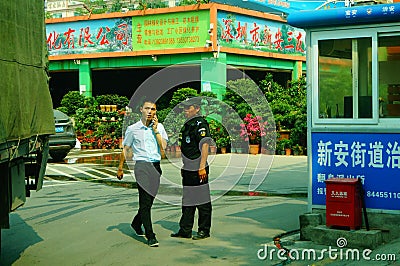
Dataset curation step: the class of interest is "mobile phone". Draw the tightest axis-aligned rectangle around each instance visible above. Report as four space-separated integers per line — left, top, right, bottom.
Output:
149 114 157 127
149 117 155 127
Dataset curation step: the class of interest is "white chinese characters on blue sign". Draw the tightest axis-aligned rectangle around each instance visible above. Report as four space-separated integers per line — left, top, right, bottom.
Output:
312 132 400 211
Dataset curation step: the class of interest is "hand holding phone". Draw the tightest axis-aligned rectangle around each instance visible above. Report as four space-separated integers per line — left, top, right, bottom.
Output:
151 114 157 129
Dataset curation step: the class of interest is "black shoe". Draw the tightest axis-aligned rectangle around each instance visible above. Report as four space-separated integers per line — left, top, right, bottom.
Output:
148 237 159 247
131 223 145 237
170 231 191 238
192 231 210 240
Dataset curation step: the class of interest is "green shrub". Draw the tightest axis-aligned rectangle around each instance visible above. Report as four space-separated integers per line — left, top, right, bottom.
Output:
60 91 86 116
56 106 68 114
156 108 171 124
216 136 230 148
277 139 292 151
95 94 129 110
169 88 198 108
224 78 262 119
74 106 102 133
259 74 307 148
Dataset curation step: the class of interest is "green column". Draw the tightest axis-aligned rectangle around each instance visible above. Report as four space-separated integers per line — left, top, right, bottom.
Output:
78 59 92 97
292 60 303 81
201 53 227 100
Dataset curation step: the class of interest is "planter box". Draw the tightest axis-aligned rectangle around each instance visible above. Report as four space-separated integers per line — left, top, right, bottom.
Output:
278 130 290 140
249 144 259 155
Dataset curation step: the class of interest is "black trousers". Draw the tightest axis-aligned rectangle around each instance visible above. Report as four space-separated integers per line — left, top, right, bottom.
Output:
131 161 161 239
179 167 212 235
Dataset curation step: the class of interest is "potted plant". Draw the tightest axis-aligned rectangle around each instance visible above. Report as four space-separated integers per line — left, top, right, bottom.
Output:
208 119 226 154
222 113 243 153
86 136 96 149
292 144 304 156
261 131 277 155
216 136 230 154
277 139 292 155
230 137 244 153
104 136 114 149
240 114 268 155
80 141 89 149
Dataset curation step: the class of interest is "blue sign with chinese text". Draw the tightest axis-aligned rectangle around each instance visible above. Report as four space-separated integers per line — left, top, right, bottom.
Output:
288 3 400 29
312 132 400 211
46 18 132 56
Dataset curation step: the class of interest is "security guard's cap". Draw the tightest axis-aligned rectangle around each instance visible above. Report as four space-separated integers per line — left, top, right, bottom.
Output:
181 97 201 107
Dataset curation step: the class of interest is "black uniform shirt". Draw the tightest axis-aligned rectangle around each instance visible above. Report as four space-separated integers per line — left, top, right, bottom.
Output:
180 116 211 166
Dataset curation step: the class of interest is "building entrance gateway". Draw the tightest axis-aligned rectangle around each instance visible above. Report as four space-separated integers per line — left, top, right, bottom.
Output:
46 3 306 102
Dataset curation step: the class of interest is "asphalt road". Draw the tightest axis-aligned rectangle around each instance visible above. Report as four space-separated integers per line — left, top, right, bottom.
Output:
1 149 309 266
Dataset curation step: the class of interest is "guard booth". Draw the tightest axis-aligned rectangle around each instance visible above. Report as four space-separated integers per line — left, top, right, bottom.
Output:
288 2 400 238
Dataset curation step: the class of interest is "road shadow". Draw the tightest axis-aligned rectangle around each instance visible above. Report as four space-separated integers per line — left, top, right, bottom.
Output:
167 201 307 265
1 214 43 265
154 220 197 238
228 202 307 231
106 223 147 245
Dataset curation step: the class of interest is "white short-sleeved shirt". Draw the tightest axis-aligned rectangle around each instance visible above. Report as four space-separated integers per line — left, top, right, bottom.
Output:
123 120 168 162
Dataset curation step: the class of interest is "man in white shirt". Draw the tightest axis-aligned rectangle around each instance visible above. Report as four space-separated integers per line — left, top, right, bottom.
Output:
117 100 167 247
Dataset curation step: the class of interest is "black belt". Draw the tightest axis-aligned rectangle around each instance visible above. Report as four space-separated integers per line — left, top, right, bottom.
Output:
135 161 160 165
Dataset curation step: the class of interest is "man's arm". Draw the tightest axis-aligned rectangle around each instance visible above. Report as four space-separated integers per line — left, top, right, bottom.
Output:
117 146 132 180
153 129 167 156
152 121 167 159
198 142 209 182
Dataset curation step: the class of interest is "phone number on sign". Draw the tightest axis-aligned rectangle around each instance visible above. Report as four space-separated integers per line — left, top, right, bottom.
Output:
366 191 400 199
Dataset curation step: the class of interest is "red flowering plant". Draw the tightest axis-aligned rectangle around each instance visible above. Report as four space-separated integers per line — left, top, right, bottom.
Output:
103 137 114 149
113 137 120 147
82 135 97 146
98 136 114 149
240 114 268 144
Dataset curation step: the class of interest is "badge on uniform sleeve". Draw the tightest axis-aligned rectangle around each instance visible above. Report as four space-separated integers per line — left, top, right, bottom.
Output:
198 128 206 137
186 136 191 143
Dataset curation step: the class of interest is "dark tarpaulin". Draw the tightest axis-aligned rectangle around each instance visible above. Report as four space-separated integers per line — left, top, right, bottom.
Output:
0 0 55 144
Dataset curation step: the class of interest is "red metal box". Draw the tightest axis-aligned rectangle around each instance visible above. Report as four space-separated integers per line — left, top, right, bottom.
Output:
325 178 362 230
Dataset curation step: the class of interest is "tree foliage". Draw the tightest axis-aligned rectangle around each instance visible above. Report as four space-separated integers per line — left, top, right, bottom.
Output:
169 87 198 108
222 74 307 148
59 91 86 116
161 88 199 145
56 73 307 149
224 78 264 119
260 74 307 146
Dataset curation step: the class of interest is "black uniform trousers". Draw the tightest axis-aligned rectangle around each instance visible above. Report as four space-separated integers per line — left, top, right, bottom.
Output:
132 161 161 239
179 166 212 235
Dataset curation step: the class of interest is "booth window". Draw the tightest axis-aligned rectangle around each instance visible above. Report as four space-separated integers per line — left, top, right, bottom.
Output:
318 38 372 119
378 35 400 118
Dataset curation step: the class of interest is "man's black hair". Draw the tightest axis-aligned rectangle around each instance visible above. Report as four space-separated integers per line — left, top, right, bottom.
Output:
129 96 158 113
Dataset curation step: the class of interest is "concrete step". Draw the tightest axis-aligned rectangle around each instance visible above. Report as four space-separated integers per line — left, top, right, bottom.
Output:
309 225 383 249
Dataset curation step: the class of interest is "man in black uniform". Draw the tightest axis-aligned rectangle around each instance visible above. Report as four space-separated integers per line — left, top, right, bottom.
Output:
171 97 213 240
